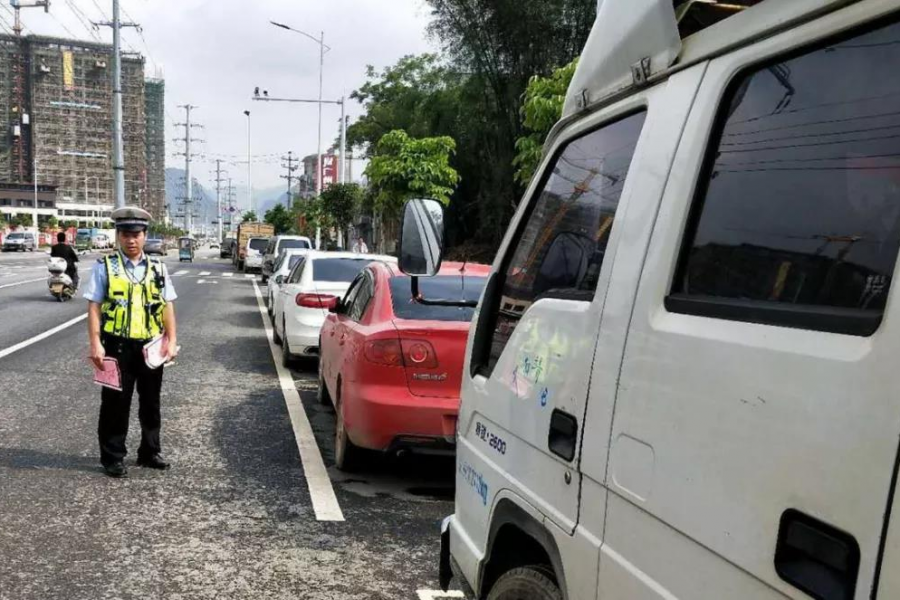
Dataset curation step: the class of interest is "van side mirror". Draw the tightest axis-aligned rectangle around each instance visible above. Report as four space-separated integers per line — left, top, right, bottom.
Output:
274 275 284 285
398 198 444 277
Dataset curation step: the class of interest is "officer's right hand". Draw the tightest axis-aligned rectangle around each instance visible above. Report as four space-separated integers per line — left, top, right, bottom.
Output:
90 340 106 370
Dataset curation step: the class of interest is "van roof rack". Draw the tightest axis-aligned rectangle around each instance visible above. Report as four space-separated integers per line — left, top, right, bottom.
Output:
561 0 861 121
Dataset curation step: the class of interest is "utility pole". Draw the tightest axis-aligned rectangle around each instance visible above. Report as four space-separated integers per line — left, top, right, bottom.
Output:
280 151 298 208
174 104 202 234
212 160 227 241
95 1 139 210
243 110 255 221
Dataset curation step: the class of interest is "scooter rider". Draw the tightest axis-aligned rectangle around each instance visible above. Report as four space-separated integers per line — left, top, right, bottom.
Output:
83 207 179 478
50 231 79 289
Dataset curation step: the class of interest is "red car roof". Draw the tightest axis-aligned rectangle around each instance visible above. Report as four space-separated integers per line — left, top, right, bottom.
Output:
382 261 491 277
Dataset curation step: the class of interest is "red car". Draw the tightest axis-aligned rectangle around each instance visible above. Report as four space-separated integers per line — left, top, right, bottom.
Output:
318 261 490 470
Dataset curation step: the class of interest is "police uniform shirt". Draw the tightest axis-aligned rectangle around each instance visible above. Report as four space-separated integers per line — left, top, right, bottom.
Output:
82 253 178 304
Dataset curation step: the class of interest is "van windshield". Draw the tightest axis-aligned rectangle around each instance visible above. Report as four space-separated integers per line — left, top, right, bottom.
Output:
7 233 25 239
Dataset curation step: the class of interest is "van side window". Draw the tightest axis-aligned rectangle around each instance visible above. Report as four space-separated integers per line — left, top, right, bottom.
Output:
485 111 647 372
669 19 900 336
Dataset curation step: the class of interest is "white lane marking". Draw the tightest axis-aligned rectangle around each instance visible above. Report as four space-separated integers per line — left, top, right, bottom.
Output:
417 592 465 600
0 277 45 290
244 274 255 279
0 313 88 360
198 279 206 284
222 272 233 278
173 270 188 276
199 271 211 276
251 280 344 522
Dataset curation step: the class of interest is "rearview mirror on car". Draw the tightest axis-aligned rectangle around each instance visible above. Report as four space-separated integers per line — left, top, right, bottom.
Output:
275 275 284 285
326 297 340 313
398 198 444 277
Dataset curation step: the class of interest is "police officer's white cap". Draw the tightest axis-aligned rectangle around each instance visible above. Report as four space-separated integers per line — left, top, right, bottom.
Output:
111 207 152 232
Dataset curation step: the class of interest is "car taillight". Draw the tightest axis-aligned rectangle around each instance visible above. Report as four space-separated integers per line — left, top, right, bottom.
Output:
296 293 336 308
365 339 404 366
401 339 439 369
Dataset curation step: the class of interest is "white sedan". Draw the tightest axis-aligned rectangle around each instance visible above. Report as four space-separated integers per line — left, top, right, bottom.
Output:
272 251 397 366
266 248 310 317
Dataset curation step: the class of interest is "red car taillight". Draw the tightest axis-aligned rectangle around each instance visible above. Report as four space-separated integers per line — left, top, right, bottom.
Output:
296 293 336 308
364 339 439 368
401 339 439 369
365 339 404 366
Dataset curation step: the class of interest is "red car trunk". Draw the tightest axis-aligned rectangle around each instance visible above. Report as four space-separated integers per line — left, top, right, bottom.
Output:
391 320 470 399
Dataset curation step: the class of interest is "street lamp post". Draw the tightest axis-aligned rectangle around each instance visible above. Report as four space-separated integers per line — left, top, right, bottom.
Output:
33 155 38 229
270 21 331 248
243 110 255 222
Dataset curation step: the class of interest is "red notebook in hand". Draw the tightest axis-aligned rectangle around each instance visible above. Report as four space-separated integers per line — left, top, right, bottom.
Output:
92 357 122 391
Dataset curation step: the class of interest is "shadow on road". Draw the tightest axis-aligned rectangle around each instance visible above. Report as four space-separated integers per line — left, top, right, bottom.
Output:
0 447 100 474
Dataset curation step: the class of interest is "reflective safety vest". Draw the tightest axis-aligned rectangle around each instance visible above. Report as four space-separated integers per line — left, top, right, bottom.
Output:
101 253 166 340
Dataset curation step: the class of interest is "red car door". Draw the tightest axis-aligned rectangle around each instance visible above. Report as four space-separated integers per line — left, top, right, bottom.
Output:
341 271 376 385
325 275 365 386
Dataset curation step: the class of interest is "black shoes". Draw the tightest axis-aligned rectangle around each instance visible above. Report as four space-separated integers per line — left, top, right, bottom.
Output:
136 454 170 470
103 462 128 478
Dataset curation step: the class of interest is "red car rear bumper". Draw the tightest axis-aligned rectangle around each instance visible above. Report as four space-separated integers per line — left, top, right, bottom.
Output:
343 381 459 452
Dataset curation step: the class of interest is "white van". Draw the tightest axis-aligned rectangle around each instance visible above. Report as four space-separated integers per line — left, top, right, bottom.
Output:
398 1 900 599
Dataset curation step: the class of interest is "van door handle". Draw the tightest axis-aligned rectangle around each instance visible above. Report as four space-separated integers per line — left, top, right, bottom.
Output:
774 509 860 600
548 409 578 462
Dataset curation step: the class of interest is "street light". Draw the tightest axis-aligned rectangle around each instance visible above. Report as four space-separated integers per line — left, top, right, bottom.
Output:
270 21 330 199
243 109 256 222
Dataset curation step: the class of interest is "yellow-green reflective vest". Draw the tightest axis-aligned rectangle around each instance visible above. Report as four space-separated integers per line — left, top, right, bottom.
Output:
101 253 166 340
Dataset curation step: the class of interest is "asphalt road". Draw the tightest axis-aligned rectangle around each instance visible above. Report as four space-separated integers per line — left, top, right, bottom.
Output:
0 248 457 600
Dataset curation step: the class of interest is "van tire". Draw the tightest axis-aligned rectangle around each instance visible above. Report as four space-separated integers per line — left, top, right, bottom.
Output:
486 566 562 600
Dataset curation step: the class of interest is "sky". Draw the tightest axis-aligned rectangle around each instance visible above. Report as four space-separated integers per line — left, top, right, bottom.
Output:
2 0 437 209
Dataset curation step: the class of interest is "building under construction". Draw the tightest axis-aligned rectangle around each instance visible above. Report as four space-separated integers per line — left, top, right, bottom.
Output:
144 78 165 221
0 33 159 226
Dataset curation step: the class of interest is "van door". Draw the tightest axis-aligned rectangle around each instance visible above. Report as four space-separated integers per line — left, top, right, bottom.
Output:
453 96 652 589
602 5 900 599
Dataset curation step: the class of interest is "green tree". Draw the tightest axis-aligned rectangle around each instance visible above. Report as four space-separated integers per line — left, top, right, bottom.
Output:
45 216 59 230
60 220 79 229
294 197 335 245
365 130 460 215
12 214 32 228
241 210 257 223
513 58 578 185
264 204 295 235
319 183 363 234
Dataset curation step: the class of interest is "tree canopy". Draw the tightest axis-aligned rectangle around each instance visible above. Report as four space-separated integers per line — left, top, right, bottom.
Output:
365 130 459 215
264 205 294 235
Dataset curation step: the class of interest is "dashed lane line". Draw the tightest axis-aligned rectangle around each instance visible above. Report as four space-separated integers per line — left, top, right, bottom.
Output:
0 313 88 361
173 270 189 276
199 271 211 276
244 273 256 279
251 279 344 522
222 272 234 278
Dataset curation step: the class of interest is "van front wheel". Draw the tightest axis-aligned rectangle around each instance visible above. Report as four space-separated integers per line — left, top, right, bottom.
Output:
487 566 562 600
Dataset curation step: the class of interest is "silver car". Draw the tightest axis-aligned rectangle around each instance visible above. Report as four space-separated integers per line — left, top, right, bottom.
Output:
2 232 35 252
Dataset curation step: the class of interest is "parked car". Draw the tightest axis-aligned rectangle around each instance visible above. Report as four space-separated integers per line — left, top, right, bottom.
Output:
271 251 396 364
266 249 309 317
242 237 269 272
220 237 236 259
262 235 313 283
318 261 489 470
2 231 35 252
144 237 168 256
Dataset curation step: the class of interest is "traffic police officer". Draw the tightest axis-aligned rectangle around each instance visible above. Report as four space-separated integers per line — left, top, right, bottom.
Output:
83 207 179 478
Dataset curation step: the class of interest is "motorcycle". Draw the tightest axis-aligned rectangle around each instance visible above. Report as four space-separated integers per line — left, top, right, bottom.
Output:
47 257 76 302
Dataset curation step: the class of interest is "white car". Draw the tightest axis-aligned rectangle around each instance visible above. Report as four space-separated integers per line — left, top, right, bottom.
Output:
242 236 269 272
272 251 396 366
266 248 309 317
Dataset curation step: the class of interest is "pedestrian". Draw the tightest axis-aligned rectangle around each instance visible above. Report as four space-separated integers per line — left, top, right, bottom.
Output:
50 231 80 289
352 235 369 254
83 207 179 478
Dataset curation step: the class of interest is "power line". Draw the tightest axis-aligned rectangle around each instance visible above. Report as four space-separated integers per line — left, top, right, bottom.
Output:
64 0 102 42
718 131 900 154
723 108 900 138
720 122 900 148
